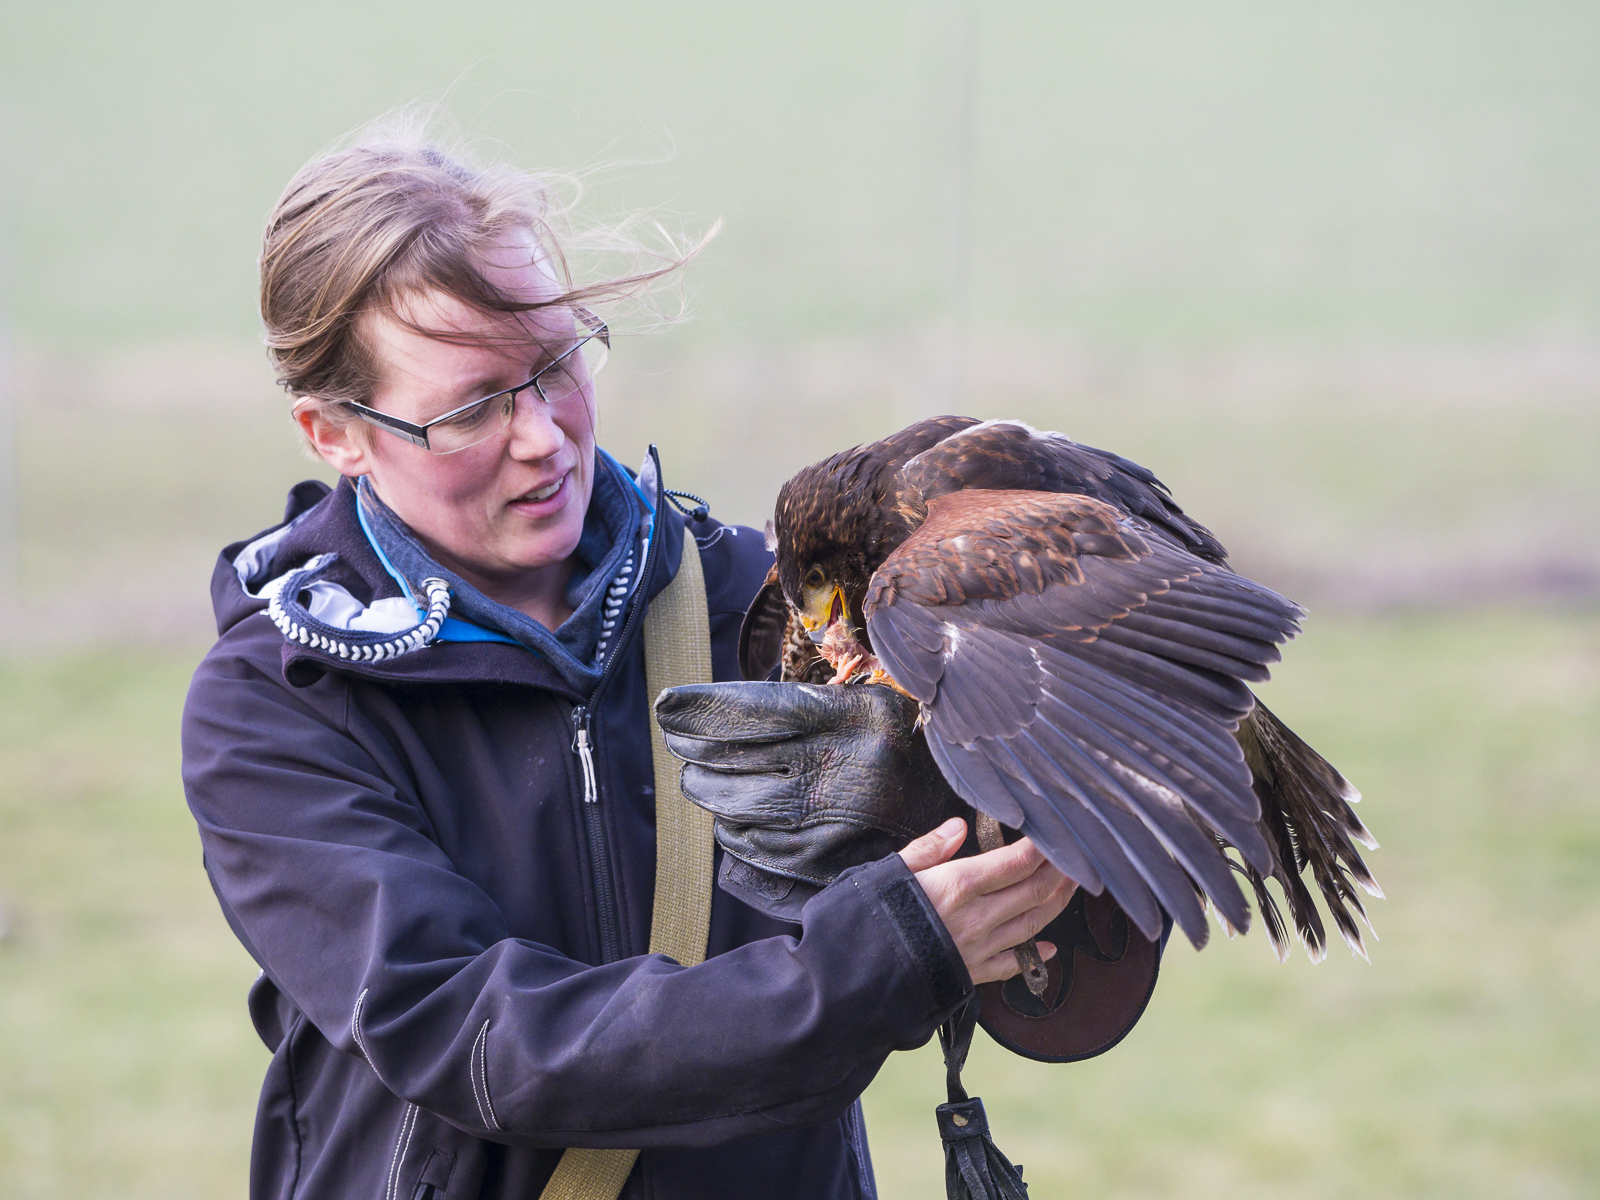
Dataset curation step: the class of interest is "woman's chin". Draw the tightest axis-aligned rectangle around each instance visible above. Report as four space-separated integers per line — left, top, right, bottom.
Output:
502 517 586 576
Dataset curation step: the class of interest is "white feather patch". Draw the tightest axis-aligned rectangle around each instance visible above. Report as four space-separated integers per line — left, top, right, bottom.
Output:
942 623 964 659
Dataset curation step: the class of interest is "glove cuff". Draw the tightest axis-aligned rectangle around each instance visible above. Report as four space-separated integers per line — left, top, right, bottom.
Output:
717 853 821 922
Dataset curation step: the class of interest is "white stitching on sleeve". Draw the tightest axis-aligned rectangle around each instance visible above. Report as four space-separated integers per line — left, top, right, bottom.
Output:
471 1019 501 1132
694 526 730 549
351 989 371 1063
385 1102 418 1200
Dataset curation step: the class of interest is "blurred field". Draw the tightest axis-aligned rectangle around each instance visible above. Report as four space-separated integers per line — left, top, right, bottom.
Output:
6 2 1599 346
0 652 264 1196
9 337 1600 646
2 613 1596 1197
1 2 1598 1197
3 0 1599 637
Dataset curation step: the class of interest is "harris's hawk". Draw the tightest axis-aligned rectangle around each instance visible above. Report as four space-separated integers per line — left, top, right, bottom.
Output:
741 415 1380 961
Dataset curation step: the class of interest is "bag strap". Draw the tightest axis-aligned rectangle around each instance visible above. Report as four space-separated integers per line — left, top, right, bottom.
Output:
641 535 718 967
538 534 715 1200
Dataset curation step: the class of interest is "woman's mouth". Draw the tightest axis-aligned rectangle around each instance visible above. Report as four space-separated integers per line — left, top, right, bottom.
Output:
512 472 570 509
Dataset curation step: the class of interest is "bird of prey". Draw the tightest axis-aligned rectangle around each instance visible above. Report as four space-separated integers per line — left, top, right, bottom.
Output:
742 415 1380 962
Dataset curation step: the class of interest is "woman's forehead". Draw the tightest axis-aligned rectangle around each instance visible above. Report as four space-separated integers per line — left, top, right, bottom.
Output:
367 299 570 402
479 228 559 285
389 286 572 343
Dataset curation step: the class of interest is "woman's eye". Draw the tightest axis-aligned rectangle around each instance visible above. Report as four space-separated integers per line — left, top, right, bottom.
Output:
537 362 581 401
440 400 494 431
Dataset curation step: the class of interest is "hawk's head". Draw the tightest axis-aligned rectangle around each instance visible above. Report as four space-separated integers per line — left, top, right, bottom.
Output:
772 459 891 641
770 416 974 640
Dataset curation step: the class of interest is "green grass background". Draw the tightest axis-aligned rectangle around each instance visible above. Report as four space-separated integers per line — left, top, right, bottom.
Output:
6 2 1600 347
1 2 1597 1196
2 616 1596 1197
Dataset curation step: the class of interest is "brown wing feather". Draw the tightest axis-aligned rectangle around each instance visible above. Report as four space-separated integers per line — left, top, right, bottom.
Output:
737 567 829 683
738 568 789 681
865 489 1303 949
895 420 1228 563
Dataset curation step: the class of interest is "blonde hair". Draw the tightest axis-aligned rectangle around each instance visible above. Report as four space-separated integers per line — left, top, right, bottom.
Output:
260 116 706 436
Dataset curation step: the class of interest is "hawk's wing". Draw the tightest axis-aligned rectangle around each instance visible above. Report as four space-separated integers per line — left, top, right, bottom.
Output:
899 419 1229 564
738 565 830 684
738 566 788 681
864 488 1302 947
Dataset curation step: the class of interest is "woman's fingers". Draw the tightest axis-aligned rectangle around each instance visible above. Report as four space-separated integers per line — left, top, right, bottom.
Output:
947 853 1074 935
963 836 1050 896
899 817 966 874
903 821 1082 984
969 939 1059 987
970 884 1076 965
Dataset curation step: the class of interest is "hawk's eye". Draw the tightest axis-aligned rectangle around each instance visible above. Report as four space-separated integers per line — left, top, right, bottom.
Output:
804 567 825 590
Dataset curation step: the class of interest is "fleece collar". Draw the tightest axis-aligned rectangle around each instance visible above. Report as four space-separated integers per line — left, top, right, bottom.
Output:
353 451 649 693
213 450 683 698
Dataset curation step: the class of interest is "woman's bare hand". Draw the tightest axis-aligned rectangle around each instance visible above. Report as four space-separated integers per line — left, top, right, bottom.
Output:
900 817 1077 986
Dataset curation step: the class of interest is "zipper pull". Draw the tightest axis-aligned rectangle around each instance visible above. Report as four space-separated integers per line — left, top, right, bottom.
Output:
571 706 599 805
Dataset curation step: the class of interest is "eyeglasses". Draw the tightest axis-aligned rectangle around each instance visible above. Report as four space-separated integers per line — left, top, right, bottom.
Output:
343 307 609 455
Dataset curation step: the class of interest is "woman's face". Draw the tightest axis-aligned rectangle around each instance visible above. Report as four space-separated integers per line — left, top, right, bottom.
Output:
299 236 597 617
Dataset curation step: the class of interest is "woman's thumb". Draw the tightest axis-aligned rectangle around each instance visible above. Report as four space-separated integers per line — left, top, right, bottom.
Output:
899 817 966 873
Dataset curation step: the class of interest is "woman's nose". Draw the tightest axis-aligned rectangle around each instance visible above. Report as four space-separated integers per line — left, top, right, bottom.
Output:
505 392 567 460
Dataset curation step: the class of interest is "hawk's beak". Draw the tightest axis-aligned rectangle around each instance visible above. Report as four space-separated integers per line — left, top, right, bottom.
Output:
799 584 849 644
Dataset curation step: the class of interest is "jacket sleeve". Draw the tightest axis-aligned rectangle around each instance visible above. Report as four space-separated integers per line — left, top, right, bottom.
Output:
182 626 972 1150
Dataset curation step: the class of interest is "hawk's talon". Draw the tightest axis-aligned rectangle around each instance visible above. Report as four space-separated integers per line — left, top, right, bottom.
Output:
867 668 917 701
827 654 866 685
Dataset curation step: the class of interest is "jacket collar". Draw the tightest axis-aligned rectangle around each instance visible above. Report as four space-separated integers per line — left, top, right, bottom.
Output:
210 449 686 699
354 451 648 694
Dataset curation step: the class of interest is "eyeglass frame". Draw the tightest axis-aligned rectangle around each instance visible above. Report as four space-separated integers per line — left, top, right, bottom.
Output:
341 307 609 454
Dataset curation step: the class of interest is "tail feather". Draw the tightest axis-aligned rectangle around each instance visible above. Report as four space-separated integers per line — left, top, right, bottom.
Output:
1235 700 1379 963
1346 810 1381 854
1229 853 1291 963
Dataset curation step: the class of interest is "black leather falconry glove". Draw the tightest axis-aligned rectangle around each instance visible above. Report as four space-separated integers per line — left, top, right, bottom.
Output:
654 681 968 921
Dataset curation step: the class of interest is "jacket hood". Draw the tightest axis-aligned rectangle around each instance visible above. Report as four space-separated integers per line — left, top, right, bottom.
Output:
210 449 688 698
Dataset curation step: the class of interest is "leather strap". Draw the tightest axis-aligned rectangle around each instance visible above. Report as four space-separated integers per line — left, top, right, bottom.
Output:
538 534 715 1200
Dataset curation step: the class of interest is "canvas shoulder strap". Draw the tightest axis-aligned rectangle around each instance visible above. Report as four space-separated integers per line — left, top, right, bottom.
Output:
537 534 716 1200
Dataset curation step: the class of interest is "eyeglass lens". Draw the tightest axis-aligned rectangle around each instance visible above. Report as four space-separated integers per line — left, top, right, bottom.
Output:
427 332 608 455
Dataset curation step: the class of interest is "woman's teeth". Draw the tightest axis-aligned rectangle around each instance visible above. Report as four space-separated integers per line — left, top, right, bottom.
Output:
526 476 565 502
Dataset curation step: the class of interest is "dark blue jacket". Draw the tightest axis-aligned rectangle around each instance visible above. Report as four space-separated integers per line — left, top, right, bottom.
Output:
181 457 973 1200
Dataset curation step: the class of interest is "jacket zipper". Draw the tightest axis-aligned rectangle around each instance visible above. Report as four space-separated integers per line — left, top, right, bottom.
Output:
570 709 622 963
569 446 670 965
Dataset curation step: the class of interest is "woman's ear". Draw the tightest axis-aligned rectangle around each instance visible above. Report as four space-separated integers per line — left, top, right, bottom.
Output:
295 401 372 477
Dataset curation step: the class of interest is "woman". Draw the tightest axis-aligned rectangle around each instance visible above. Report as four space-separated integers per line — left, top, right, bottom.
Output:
181 129 1074 1200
